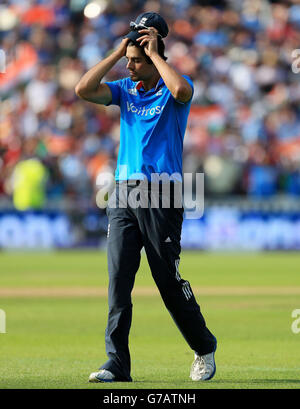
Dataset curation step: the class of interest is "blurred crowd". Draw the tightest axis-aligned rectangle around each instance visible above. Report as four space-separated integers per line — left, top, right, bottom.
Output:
1 0 300 210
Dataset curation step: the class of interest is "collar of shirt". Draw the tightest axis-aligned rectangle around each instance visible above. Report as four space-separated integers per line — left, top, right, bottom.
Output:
136 77 164 94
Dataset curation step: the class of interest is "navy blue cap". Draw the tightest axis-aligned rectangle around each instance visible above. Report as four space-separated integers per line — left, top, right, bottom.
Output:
125 12 169 44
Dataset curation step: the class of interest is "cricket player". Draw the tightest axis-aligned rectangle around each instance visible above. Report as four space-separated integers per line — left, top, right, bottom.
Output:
75 12 217 383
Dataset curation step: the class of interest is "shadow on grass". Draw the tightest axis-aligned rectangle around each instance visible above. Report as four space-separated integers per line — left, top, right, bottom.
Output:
212 379 300 385
137 378 300 386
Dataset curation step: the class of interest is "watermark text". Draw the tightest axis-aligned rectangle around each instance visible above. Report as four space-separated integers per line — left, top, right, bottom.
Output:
95 168 204 219
0 309 6 333
0 49 6 73
291 309 300 334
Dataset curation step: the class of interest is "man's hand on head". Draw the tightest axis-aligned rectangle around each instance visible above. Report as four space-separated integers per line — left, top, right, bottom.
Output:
136 27 159 59
75 37 130 105
116 37 131 58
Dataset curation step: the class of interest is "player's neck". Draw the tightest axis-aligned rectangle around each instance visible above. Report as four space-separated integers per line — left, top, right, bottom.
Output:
141 73 161 91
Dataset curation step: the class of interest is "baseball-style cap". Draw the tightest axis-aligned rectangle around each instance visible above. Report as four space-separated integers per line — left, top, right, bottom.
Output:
125 12 169 44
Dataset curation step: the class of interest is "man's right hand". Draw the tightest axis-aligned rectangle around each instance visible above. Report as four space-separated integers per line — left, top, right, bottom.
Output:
115 37 130 58
75 37 130 105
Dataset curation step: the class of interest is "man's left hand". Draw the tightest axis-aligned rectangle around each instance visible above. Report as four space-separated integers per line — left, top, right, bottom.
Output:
137 27 159 58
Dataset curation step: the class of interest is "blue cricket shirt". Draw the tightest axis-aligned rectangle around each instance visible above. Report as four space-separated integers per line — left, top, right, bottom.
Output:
105 75 193 181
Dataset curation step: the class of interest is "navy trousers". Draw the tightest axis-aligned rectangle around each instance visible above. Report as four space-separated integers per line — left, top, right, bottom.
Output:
100 182 216 381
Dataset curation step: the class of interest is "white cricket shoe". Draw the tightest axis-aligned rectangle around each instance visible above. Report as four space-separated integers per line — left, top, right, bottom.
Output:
190 351 216 381
89 369 115 383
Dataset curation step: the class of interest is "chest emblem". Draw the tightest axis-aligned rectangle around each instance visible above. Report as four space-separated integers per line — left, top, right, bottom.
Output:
128 88 137 96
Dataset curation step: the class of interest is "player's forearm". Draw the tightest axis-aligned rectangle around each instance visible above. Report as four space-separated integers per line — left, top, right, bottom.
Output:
75 49 122 96
150 53 192 102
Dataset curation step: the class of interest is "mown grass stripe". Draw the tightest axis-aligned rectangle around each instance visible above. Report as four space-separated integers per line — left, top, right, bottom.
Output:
0 286 300 297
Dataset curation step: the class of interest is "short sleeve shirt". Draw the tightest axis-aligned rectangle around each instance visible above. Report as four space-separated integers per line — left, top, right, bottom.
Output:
105 76 193 181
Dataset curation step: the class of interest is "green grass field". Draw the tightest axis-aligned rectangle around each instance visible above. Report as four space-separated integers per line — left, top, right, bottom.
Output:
0 250 300 389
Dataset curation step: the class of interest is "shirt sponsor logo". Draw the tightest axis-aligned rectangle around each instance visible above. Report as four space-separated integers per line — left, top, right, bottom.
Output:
126 101 165 116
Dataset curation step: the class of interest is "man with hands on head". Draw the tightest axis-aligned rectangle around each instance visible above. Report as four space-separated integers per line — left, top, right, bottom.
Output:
75 12 217 384
75 16 192 104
